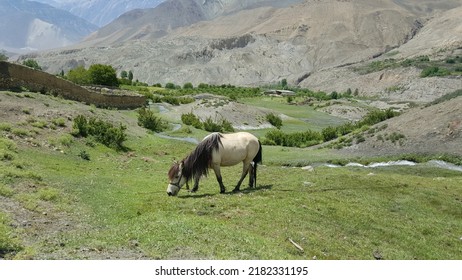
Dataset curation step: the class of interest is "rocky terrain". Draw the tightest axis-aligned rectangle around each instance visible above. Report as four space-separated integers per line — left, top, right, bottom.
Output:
20 0 460 107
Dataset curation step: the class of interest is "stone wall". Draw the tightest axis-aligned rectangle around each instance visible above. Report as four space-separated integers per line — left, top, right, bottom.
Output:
0 61 146 109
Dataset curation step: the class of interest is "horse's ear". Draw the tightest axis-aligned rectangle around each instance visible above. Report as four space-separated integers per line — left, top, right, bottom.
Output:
179 160 184 170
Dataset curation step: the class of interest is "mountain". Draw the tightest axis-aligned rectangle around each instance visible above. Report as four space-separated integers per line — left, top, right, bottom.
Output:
0 0 97 53
26 0 461 103
84 0 304 43
33 0 165 27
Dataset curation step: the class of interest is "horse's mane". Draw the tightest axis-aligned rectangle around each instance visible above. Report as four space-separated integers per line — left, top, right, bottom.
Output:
181 133 223 182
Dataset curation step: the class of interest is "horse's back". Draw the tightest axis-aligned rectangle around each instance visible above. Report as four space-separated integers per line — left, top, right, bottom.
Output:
212 132 260 166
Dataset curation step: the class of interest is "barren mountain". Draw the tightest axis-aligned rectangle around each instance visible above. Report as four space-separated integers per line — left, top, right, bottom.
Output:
33 0 164 27
83 0 304 43
24 0 461 104
0 0 97 53
299 5 462 102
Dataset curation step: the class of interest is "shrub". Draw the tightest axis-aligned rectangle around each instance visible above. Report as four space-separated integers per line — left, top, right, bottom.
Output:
72 115 88 137
264 129 322 148
137 107 166 132
203 117 223 132
161 96 180 105
220 119 234 133
23 59 42 70
322 126 338 142
181 113 202 129
266 113 282 129
420 66 450 77
72 115 127 150
79 150 90 161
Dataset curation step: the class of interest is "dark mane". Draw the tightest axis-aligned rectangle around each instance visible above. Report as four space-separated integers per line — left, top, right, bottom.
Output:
183 133 222 182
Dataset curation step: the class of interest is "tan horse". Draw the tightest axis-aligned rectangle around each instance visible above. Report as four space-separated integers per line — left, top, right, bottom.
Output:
167 132 262 196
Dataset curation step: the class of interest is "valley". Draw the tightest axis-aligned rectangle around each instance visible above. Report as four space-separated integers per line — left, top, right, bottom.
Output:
1 0 461 261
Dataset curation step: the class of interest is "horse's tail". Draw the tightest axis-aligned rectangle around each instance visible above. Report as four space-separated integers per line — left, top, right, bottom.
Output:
252 141 262 188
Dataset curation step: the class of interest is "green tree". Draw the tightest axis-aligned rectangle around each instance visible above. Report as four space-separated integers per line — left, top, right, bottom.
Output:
128 70 134 81
88 64 119 86
23 59 42 70
120 70 128 79
67 66 91 85
281 78 288 89
0 53 8 61
183 82 193 89
165 82 176 89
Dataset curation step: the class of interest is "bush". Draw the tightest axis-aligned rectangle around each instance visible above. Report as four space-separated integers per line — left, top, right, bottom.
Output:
23 59 42 70
420 66 450 77
264 129 322 148
72 115 126 150
266 113 283 129
322 126 338 142
203 117 223 132
137 107 166 132
161 96 180 105
181 113 202 129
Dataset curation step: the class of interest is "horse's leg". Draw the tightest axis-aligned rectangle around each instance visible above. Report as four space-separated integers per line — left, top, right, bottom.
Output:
233 161 251 192
191 176 200 192
212 164 226 193
248 162 254 188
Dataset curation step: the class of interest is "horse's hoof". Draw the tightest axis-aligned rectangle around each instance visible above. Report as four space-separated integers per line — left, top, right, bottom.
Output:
232 188 240 193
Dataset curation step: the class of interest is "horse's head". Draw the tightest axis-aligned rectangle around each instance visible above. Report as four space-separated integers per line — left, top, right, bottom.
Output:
167 161 187 196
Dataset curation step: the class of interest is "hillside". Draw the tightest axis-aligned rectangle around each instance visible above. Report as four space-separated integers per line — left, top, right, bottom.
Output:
21 0 459 105
34 0 165 27
1 87 461 260
0 0 97 53
337 94 462 158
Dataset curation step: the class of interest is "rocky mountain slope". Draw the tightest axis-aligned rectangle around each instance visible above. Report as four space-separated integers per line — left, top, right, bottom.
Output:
23 0 461 104
340 95 462 157
0 0 97 53
33 0 165 27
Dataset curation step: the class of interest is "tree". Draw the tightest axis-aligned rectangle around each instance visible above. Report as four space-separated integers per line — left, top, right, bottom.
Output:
120 70 128 79
183 82 193 89
23 59 42 70
67 66 91 85
128 70 134 81
165 82 176 89
281 78 288 89
88 64 119 86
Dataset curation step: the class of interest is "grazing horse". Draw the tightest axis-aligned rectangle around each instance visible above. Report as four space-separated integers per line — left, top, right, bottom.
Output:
167 132 262 196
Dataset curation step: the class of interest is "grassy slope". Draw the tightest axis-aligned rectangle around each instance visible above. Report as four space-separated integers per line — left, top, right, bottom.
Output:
1 91 461 259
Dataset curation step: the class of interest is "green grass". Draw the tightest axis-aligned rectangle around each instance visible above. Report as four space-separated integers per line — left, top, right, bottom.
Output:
1 129 461 259
241 97 347 136
1 90 461 260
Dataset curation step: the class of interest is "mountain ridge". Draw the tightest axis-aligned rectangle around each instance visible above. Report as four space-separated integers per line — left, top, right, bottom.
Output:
21 0 462 104
0 0 97 53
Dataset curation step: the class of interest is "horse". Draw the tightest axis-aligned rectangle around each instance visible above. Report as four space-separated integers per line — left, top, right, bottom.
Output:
167 132 262 196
